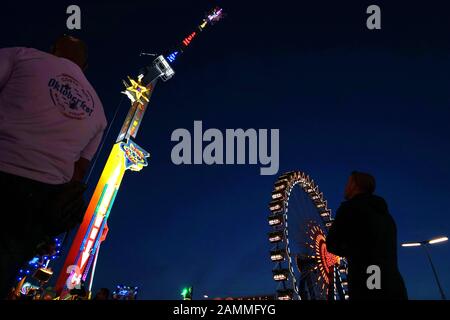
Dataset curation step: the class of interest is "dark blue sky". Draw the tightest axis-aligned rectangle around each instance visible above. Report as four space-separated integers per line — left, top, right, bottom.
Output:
2 0 450 299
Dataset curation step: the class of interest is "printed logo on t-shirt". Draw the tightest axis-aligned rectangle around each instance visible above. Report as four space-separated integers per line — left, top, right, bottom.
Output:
48 74 95 119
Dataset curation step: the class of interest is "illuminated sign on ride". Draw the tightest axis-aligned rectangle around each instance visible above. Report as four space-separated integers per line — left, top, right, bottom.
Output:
120 140 150 171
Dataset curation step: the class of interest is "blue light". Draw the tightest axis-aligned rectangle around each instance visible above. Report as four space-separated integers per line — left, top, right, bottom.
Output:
167 51 179 63
29 257 39 265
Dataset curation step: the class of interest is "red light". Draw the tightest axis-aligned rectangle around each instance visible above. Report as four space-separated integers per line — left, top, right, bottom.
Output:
182 32 197 47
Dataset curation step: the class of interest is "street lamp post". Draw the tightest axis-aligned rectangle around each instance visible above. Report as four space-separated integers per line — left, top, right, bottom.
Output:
402 236 448 300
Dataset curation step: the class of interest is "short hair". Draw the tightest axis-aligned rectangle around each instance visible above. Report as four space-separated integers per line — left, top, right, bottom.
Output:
52 34 88 69
351 171 376 194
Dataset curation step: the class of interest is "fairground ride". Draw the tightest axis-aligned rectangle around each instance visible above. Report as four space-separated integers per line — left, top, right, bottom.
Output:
268 171 349 300
54 7 225 298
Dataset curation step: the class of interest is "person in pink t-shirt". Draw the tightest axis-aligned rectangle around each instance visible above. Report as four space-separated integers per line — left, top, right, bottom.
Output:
0 35 107 298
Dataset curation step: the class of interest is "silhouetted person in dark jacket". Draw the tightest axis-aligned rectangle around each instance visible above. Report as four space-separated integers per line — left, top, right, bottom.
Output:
326 171 408 300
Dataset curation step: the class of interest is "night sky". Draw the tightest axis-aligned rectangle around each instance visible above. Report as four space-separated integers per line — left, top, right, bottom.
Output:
2 0 450 299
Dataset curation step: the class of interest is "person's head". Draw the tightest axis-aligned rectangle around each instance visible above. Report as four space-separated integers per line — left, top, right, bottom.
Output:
344 171 376 200
36 238 56 257
43 293 54 300
51 35 88 71
94 288 110 300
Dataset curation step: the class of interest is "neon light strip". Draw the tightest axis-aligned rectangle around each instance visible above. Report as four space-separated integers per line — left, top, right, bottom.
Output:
73 185 108 268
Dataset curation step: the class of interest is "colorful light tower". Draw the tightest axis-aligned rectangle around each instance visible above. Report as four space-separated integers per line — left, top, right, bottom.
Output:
54 7 224 298
166 6 224 63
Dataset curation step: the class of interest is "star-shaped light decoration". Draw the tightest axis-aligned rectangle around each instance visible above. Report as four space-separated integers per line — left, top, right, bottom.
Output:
120 140 150 172
121 74 151 105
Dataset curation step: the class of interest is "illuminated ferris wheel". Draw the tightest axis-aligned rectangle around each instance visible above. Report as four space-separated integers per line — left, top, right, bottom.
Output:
268 171 349 300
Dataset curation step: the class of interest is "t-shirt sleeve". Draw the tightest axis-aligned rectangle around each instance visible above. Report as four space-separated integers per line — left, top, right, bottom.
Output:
80 125 106 161
0 48 19 91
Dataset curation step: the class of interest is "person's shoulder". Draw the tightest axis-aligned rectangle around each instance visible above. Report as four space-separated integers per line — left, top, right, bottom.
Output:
371 194 386 202
65 67 107 129
6 47 61 63
85 80 107 129
350 193 389 212
337 195 369 212
0 47 56 64
369 194 389 211
357 193 387 205
0 46 22 52
0 46 28 52
19 47 44 54
338 200 352 210
8 47 50 57
336 199 353 215
0 46 26 57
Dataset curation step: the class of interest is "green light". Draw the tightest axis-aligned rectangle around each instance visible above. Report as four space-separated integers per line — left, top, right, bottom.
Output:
181 286 193 300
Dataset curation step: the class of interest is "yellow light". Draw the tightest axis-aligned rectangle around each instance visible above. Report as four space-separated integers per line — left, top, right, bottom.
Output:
273 274 287 281
271 254 283 261
122 76 151 105
269 218 281 226
429 236 448 245
97 166 122 215
269 236 281 242
401 242 421 247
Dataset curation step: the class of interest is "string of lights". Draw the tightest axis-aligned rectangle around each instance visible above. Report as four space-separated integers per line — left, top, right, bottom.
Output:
17 237 63 282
